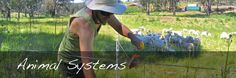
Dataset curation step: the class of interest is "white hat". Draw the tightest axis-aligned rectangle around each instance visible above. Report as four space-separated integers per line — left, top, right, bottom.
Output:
86 0 127 14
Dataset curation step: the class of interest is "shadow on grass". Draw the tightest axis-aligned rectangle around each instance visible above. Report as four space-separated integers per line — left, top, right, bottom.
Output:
120 51 202 64
0 18 68 26
177 12 236 18
177 13 210 18
0 32 64 51
0 33 5 49
0 32 65 77
0 20 18 25
0 52 59 78
224 12 236 17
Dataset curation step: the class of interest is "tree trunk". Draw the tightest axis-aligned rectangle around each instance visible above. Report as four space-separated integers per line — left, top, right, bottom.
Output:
17 7 21 21
216 0 220 14
155 0 159 11
205 0 211 15
52 0 57 17
24 9 27 17
29 9 34 18
0 10 4 18
6 7 11 21
172 0 176 16
51 10 56 17
146 0 150 15
208 0 212 12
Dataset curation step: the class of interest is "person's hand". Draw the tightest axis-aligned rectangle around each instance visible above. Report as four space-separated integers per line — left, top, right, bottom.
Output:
128 54 140 69
128 33 144 50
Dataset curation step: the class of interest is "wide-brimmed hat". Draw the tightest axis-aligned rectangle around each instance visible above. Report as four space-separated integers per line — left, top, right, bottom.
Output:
86 0 127 14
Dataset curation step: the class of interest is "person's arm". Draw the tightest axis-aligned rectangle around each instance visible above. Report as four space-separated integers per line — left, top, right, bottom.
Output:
107 15 143 49
107 15 131 37
70 18 96 78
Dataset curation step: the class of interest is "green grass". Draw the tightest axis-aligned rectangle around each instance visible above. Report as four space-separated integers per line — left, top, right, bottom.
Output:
1 12 236 51
0 11 236 78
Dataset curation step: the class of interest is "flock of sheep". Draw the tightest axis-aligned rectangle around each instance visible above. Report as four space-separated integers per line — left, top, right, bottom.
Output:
131 26 235 51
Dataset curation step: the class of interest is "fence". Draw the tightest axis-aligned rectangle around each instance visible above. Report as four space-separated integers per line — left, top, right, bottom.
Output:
0 13 236 78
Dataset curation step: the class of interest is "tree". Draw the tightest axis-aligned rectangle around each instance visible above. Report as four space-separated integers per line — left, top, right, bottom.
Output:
200 0 212 15
10 0 25 21
170 0 178 16
0 0 11 20
24 0 42 18
146 0 151 15
56 0 71 16
138 0 158 15
43 0 71 17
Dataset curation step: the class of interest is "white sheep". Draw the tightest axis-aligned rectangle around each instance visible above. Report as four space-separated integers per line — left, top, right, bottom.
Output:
173 31 183 36
131 26 146 35
182 29 188 33
220 32 230 39
183 42 195 51
193 38 201 50
201 31 211 37
230 32 236 35
162 28 173 33
133 27 201 51
131 29 141 35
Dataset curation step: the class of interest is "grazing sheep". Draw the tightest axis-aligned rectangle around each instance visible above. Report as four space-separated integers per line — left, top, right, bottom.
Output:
132 27 201 51
182 42 195 51
162 28 173 33
227 34 233 45
184 36 194 43
138 26 145 31
201 31 211 37
230 32 236 35
173 31 183 36
169 33 184 48
192 31 200 36
182 29 188 33
220 32 230 39
131 26 146 35
131 29 141 35
193 38 201 50
149 34 164 46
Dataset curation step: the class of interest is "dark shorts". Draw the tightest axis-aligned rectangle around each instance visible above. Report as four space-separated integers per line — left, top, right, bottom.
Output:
59 62 85 78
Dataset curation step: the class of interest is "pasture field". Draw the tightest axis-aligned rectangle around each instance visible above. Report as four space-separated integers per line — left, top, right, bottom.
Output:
0 11 236 78
0 12 236 51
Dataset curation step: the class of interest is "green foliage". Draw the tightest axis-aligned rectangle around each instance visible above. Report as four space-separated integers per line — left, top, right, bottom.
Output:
124 6 144 15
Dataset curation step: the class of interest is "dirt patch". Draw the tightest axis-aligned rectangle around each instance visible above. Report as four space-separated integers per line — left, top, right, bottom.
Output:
160 16 176 23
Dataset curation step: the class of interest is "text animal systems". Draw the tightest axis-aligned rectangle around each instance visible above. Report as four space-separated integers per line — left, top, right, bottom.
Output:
17 58 127 74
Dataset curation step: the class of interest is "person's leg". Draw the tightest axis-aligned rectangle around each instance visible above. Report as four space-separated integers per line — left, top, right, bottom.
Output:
59 62 85 78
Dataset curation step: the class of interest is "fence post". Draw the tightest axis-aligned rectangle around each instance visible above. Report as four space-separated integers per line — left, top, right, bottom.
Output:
222 35 232 78
116 33 120 78
54 17 57 34
144 63 146 78
185 52 191 78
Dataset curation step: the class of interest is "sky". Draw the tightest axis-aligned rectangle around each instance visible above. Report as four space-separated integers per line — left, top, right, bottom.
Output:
71 0 85 3
71 0 131 3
